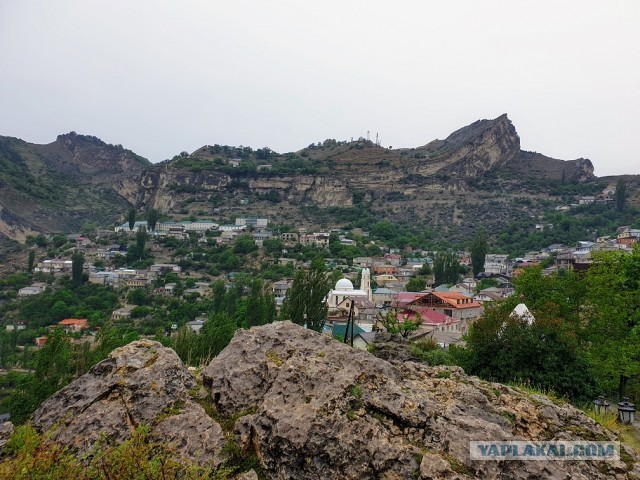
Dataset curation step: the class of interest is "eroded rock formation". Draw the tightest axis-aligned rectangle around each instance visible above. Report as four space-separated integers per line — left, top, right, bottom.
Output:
23 323 639 479
31 339 225 467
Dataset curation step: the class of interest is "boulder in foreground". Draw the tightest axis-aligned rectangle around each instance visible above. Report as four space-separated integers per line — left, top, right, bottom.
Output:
202 321 638 479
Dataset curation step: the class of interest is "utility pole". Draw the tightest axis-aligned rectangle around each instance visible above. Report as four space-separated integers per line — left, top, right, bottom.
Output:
343 299 355 347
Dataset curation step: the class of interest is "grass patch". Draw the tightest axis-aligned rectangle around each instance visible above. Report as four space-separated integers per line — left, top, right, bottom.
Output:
498 410 516 425
442 452 470 475
0 424 233 479
265 350 283 366
508 382 566 405
221 437 264 478
436 371 451 379
584 408 640 468
349 385 362 399
584 409 618 432
156 400 186 422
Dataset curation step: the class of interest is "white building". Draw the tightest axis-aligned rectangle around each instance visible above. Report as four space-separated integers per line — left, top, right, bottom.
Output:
326 268 372 309
219 224 246 232
235 218 269 227
484 254 509 275
114 221 148 233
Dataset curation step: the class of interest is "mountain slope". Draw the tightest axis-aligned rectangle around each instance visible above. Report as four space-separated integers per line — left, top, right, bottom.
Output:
0 114 625 254
0 133 149 242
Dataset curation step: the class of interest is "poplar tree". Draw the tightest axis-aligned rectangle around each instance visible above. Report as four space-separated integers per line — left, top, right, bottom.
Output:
147 208 159 231
616 179 627 213
71 250 85 287
281 256 331 332
128 208 136 231
433 252 460 286
27 249 36 273
135 226 147 260
470 227 488 276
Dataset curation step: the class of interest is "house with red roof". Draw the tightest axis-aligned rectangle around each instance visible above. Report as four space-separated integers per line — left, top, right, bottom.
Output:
57 318 89 333
397 306 461 333
393 291 483 332
391 292 427 309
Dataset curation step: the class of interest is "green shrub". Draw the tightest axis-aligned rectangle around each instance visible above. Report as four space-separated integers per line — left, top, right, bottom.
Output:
0 425 233 479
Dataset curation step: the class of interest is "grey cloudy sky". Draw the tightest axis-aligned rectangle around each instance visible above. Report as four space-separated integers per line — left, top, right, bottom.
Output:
1 0 638 176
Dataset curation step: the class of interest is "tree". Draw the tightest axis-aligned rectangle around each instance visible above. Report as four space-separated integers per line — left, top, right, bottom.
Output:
585 247 640 400
616 179 626 213
233 234 257 255
280 256 332 332
135 227 147 260
127 288 148 306
71 250 85 287
211 280 226 313
128 208 136 231
263 237 283 256
280 269 306 326
406 276 427 292
470 227 488 276
8 328 75 424
27 249 36 274
245 279 266 328
418 263 432 276
433 252 460 286
201 312 237 357
147 208 159 231
460 301 596 400
380 311 422 339
305 257 331 332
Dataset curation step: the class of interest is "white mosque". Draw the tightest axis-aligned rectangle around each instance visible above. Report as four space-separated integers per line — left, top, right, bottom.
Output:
326 268 372 309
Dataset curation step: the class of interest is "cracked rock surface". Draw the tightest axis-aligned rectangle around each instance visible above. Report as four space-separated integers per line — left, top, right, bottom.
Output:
31 339 225 467
28 325 639 479
202 322 639 480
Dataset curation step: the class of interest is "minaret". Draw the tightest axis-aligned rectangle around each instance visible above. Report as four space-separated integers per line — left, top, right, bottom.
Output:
361 268 372 301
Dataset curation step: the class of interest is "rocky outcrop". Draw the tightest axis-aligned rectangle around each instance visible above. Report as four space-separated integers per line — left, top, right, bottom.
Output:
202 322 638 480
406 114 521 181
0 421 14 452
11 323 640 478
507 151 596 182
31 339 225 467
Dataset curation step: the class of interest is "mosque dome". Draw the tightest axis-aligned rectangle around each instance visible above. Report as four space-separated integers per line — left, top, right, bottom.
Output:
334 278 354 291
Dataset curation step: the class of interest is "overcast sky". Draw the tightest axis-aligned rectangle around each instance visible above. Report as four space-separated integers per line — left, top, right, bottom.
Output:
1 1 638 176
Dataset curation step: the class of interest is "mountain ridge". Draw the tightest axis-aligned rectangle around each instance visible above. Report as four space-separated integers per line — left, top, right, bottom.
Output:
0 114 635 253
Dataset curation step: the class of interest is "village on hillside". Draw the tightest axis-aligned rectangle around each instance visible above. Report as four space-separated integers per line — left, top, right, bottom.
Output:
8 213 640 355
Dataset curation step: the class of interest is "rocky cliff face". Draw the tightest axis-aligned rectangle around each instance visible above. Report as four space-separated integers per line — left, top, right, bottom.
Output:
135 114 596 215
22 323 639 479
0 115 602 248
408 114 522 180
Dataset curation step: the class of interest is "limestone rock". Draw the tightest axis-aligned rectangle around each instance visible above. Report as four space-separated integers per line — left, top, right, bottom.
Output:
0 421 14 452
31 339 225 467
202 321 638 480
236 470 259 480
